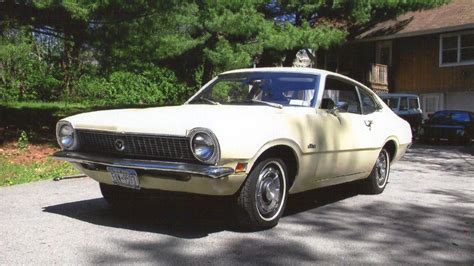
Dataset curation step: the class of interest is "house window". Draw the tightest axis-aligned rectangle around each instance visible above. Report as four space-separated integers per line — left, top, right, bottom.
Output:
425 97 437 113
440 32 474 66
376 41 392 66
461 34 474 61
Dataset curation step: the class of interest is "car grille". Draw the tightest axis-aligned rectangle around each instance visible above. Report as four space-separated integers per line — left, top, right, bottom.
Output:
425 127 458 139
76 130 197 162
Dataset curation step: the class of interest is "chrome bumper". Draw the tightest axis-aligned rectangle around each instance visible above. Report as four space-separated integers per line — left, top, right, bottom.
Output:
52 151 234 179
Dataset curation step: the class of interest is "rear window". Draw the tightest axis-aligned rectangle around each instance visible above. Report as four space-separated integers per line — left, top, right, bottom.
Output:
451 112 471 122
431 111 471 123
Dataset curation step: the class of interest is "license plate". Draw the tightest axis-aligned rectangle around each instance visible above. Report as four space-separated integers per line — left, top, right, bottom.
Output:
107 167 140 190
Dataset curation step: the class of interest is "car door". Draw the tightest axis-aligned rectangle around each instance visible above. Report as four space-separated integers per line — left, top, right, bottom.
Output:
311 76 377 180
356 86 386 172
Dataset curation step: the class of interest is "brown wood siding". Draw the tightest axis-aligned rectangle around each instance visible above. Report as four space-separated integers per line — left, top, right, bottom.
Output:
392 34 474 93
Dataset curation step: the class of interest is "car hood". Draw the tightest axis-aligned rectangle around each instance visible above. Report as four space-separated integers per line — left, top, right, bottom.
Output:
64 104 309 160
65 104 288 136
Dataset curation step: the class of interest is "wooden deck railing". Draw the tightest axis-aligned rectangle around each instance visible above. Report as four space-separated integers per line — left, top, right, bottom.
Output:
368 63 388 85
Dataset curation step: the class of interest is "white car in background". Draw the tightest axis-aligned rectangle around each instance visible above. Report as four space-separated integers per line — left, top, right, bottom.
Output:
53 67 412 229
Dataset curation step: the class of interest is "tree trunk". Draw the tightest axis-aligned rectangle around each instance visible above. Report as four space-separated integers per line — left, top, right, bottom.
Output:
282 48 299 67
257 49 285 67
258 50 276 67
201 33 218 84
201 58 214 85
61 38 72 97
61 36 82 98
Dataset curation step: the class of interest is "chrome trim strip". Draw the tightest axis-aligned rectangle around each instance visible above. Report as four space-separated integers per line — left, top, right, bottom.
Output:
75 128 187 139
52 151 234 179
311 147 381 154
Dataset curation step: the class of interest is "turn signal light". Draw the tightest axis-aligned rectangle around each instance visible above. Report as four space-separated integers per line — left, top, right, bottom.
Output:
235 163 247 173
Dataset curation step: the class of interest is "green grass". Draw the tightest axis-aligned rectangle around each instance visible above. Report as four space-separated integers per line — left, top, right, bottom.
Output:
0 157 79 186
0 100 161 186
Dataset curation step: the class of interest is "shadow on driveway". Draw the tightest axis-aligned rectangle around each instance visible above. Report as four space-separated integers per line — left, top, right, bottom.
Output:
42 181 473 264
43 182 359 238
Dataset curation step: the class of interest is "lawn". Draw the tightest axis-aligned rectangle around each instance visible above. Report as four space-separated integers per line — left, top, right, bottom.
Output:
0 142 78 186
0 101 157 186
0 101 91 186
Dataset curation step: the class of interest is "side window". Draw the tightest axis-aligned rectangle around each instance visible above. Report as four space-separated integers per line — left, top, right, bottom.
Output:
321 77 361 114
408 97 419 110
399 97 408 111
358 88 379 114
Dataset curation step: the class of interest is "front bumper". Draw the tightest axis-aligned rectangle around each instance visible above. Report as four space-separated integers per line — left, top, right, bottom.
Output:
52 151 234 179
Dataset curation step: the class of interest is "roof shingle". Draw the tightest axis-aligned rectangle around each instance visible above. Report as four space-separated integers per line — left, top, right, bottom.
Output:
356 0 474 41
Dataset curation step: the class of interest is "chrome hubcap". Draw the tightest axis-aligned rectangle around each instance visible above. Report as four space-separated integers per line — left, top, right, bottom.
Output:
256 164 282 217
375 152 388 187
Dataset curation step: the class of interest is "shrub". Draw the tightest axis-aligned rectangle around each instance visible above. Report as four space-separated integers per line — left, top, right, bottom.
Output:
0 33 62 102
72 68 192 106
16 130 29 150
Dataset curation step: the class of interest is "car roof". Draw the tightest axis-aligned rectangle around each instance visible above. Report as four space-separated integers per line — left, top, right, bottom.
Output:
221 67 332 76
434 110 473 114
379 93 419 98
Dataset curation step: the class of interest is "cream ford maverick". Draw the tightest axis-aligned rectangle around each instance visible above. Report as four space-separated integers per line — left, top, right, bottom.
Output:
53 67 412 229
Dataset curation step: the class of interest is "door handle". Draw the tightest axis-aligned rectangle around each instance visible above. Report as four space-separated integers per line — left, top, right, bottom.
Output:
365 120 373 127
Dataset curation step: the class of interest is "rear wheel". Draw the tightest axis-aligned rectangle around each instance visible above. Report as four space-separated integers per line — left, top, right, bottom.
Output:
236 158 288 230
363 149 390 194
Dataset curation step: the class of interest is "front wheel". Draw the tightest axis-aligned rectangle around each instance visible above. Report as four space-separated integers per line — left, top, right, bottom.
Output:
362 149 390 194
235 158 288 230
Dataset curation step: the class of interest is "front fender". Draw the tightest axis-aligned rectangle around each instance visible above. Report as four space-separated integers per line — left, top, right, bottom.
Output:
245 138 303 174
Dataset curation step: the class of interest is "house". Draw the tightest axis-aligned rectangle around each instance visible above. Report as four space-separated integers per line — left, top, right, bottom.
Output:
317 0 474 116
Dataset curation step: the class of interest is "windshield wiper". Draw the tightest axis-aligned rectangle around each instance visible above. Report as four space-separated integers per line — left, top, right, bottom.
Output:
250 99 283 109
191 97 220 105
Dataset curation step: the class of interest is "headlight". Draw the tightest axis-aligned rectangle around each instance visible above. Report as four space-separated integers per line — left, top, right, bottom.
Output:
56 121 77 150
189 128 220 165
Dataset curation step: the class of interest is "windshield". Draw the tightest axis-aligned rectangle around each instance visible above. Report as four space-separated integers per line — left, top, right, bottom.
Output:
189 72 320 107
382 97 400 110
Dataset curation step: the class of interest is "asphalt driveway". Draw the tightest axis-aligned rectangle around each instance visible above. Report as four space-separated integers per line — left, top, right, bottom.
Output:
1 145 473 264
